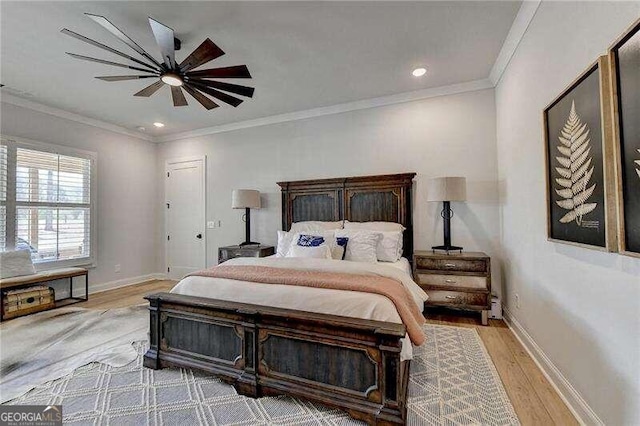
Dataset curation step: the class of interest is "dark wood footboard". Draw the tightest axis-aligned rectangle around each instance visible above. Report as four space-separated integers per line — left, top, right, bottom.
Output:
143 292 409 425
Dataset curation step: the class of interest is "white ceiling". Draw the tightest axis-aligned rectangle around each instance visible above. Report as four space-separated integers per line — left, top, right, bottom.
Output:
1 1 521 139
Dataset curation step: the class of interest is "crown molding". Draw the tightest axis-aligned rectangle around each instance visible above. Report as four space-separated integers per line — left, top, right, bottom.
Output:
0 93 153 142
489 0 541 86
157 78 494 143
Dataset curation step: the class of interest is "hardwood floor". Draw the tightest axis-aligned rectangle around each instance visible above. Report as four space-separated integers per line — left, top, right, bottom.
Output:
77 280 577 426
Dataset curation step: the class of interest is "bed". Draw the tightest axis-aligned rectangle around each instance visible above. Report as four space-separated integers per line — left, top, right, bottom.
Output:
144 173 418 425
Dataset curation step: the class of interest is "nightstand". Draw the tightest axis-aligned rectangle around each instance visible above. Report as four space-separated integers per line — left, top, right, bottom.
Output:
413 251 491 325
218 245 275 264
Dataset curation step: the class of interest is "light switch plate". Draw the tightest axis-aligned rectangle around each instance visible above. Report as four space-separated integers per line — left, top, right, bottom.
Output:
207 221 216 229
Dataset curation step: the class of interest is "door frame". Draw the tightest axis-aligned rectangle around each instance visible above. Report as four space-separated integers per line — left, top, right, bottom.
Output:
165 155 207 279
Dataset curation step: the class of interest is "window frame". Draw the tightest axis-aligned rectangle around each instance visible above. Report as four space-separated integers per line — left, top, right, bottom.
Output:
1 135 97 270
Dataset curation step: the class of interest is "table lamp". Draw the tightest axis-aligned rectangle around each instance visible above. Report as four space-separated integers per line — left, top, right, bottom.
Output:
232 189 261 246
427 177 466 253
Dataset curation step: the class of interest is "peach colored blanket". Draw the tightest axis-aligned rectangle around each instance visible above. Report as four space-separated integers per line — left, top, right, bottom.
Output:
189 265 426 345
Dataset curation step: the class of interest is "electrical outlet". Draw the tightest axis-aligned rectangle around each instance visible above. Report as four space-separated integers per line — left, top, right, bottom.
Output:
515 293 521 309
115 264 121 273
207 221 216 229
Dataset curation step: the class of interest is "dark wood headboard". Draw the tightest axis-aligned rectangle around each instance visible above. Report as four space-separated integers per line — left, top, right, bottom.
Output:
277 173 416 259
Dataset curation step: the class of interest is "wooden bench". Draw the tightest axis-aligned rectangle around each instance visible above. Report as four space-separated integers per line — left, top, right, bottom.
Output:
0 267 88 321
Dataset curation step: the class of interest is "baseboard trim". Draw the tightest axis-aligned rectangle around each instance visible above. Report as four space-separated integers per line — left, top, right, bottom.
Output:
89 273 168 295
503 306 604 426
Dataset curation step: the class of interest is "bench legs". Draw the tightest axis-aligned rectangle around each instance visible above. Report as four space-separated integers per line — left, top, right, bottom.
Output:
68 272 89 301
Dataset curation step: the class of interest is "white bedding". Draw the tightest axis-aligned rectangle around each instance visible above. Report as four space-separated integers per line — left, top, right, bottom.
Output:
383 257 412 275
171 257 427 360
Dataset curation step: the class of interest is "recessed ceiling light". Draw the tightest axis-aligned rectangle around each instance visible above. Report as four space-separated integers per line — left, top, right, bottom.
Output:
412 67 427 77
153 122 165 128
137 126 146 132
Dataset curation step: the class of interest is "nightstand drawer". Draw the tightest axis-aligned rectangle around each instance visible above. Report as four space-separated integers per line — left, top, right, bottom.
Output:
415 257 486 273
417 273 486 290
426 290 488 308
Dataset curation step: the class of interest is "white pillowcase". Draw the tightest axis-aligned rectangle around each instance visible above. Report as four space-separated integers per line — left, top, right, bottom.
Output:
286 243 332 259
343 221 404 262
276 230 295 257
0 250 36 279
335 230 380 263
289 221 343 233
376 231 404 262
343 220 406 232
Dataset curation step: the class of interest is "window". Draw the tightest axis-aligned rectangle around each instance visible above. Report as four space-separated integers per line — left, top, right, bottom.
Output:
1 138 95 267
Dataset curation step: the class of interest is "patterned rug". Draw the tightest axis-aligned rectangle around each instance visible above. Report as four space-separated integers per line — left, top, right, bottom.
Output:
8 324 519 425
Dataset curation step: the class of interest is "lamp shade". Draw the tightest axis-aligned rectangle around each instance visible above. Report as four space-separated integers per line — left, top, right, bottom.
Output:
426 177 467 202
232 189 261 209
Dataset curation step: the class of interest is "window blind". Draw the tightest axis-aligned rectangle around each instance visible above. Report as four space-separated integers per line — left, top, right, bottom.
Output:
13 147 92 262
0 144 6 252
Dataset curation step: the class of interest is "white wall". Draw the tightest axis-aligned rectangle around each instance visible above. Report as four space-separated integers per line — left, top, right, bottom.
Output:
0 103 161 290
158 88 504 294
495 2 640 424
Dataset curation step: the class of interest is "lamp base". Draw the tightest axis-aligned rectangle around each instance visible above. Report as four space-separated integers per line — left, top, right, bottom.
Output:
239 241 260 247
431 244 464 254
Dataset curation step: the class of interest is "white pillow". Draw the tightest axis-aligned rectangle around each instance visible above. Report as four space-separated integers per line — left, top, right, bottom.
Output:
286 244 332 259
0 250 36 279
376 231 403 262
335 230 380 263
276 230 295 257
290 221 343 233
343 221 406 232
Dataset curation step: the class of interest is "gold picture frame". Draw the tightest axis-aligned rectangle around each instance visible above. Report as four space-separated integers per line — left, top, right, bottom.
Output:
543 56 617 251
609 17 640 258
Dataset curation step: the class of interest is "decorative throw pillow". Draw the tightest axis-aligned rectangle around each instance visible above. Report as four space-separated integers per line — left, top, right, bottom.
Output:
334 230 380 263
285 244 332 259
331 237 349 260
297 234 326 247
0 250 36 279
290 221 343 233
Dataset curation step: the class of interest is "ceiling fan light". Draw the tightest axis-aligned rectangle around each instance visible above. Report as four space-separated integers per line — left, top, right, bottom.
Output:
161 73 183 86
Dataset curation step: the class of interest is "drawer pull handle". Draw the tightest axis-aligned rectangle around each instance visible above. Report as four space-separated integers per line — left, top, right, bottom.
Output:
445 279 456 283
445 263 456 268
445 295 458 299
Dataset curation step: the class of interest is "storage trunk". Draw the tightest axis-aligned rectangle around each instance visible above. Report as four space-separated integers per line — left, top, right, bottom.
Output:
2 285 55 319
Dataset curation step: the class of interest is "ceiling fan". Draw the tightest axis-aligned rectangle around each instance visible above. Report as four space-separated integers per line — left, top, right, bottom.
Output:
62 13 254 110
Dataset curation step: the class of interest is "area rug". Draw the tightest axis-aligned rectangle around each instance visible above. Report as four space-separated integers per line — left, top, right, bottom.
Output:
0 306 148 403
7 323 519 425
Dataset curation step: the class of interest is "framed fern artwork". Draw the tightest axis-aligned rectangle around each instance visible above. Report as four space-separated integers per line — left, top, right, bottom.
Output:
610 18 640 258
543 56 617 251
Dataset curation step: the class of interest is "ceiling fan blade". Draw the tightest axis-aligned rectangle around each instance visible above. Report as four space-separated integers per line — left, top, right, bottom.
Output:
85 13 162 68
67 52 159 73
182 84 219 110
189 81 243 107
187 79 254 98
179 38 225 73
61 28 159 72
96 75 157 81
133 80 164 97
186 65 251 79
171 86 188 107
148 17 176 70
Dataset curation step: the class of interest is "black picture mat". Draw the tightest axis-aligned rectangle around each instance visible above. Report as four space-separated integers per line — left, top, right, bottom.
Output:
614 26 640 253
545 64 607 248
